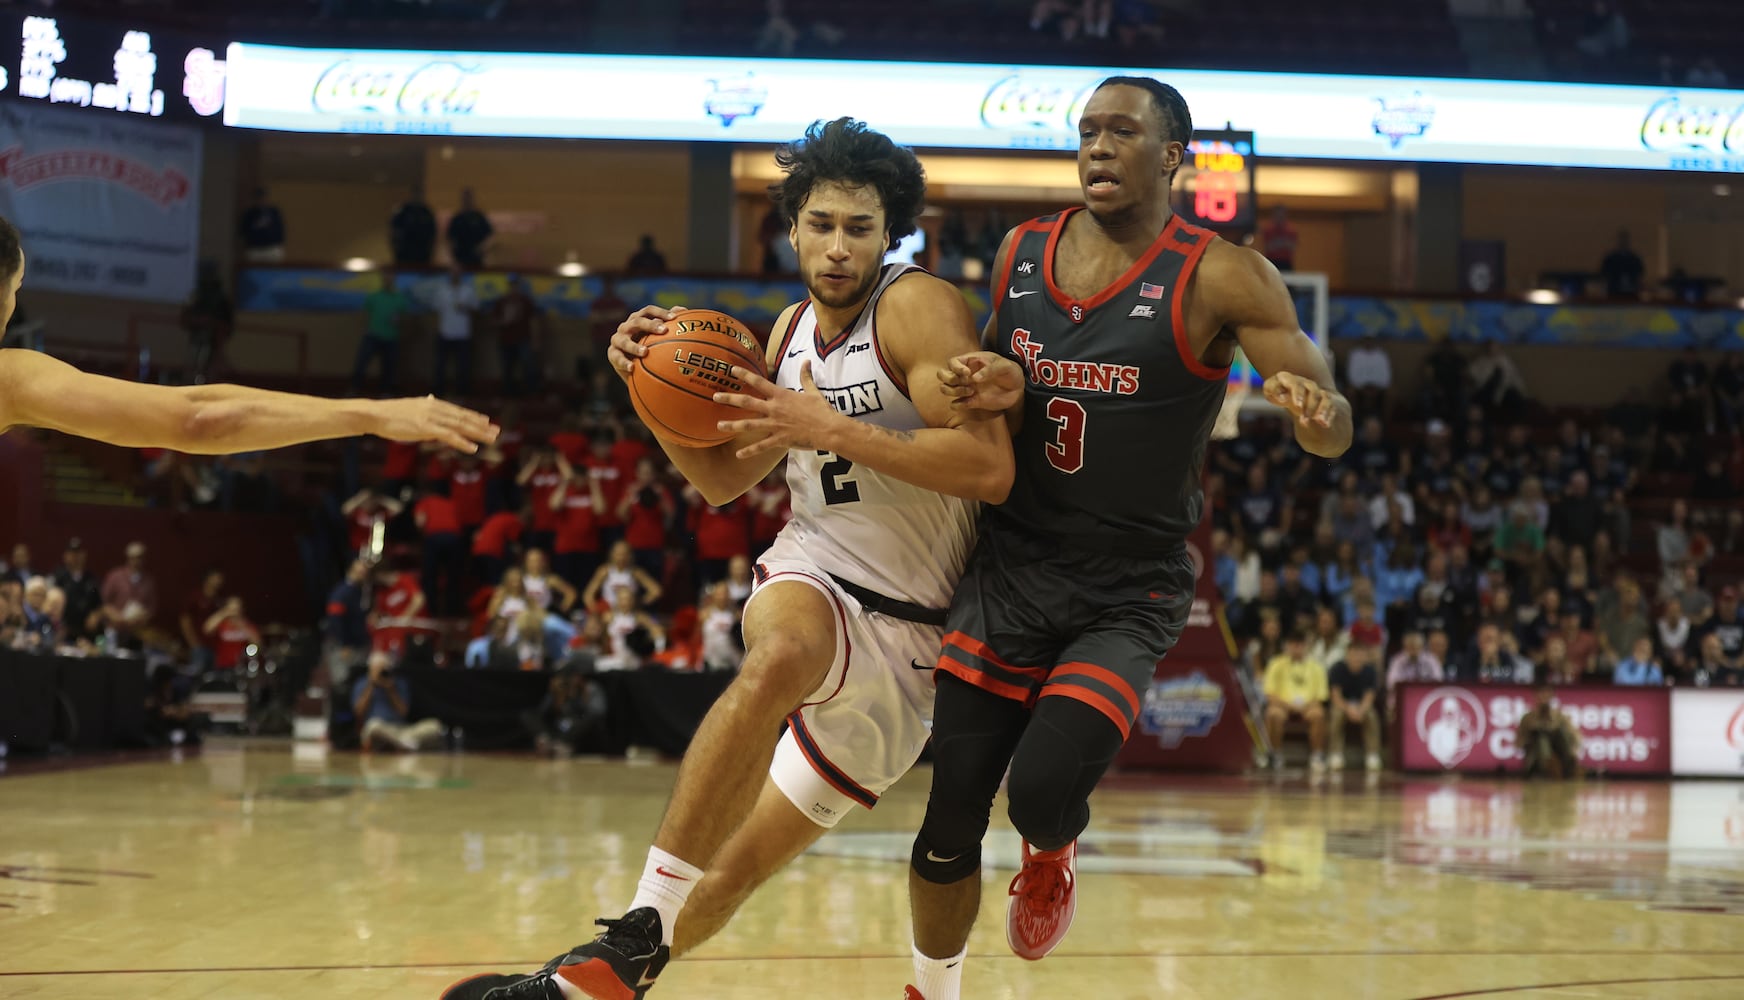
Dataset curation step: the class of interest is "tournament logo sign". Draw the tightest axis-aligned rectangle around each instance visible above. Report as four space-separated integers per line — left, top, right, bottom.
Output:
1138 670 1225 749
1372 92 1435 148
1414 686 1484 769
704 74 765 127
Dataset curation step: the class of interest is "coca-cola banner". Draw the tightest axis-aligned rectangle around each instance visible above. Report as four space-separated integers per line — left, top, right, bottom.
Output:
1670 689 1744 778
221 42 1744 172
1398 683 1671 776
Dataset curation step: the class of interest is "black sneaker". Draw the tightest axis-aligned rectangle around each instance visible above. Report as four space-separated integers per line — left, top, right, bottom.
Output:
441 909 671 1000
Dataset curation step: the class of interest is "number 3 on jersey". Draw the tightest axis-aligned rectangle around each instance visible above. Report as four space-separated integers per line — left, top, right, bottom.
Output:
817 450 860 504
1044 397 1086 474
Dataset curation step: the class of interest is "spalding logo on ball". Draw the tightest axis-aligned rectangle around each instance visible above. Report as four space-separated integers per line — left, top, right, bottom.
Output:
629 308 768 449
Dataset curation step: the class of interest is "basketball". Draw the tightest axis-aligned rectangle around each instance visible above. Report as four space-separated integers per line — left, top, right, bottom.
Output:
627 309 768 448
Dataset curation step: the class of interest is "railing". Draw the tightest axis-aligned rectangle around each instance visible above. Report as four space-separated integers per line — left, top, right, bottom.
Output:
125 311 311 378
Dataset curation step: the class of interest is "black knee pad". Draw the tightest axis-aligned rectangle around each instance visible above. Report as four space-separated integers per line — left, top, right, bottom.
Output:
910 674 1031 884
1005 697 1125 852
910 830 981 884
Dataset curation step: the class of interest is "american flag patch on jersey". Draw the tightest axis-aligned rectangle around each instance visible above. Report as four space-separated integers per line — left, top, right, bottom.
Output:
1139 282 1165 299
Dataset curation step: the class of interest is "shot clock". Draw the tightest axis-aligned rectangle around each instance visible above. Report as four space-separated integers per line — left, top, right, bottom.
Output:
1174 129 1255 230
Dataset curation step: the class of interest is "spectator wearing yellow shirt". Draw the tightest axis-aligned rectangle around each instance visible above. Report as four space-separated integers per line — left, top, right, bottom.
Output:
1264 630 1329 773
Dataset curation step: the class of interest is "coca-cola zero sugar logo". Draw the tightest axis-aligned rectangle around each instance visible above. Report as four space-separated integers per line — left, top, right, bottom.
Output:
979 74 1095 132
313 59 482 118
1727 703 1744 750
1639 96 1744 154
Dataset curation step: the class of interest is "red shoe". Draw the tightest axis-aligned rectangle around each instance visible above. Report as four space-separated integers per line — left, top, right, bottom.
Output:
1005 839 1076 960
903 989 926 1000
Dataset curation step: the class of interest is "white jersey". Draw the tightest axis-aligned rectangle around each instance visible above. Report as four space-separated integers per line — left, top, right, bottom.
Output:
771 264 978 609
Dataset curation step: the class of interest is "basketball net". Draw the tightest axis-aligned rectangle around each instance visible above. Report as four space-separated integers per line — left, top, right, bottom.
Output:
1212 380 1248 440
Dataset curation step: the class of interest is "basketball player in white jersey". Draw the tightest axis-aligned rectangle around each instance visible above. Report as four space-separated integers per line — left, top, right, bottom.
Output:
445 119 1013 1000
0 214 496 455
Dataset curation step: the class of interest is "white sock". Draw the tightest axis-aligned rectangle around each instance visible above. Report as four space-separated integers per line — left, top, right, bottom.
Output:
911 944 966 1000
628 847 703 946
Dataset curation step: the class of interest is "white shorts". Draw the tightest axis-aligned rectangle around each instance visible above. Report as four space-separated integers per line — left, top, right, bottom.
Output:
750 535 943 829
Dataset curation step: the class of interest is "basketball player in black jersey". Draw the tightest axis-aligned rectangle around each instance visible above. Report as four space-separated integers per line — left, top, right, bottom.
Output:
906 77 1352 998
0 216 497 455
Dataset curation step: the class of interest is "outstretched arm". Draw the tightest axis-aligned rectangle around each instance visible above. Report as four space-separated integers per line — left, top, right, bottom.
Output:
0 350 498 454
1204 245 1352 458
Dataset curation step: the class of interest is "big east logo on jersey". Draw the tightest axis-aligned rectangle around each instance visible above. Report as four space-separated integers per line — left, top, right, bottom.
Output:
1009 328 1139 395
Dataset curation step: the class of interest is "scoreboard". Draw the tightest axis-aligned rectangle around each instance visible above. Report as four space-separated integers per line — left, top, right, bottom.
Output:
1174 129 1255 230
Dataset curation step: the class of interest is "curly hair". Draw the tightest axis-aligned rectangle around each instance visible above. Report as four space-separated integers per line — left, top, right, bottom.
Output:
768 118 926 241
0 214 20 285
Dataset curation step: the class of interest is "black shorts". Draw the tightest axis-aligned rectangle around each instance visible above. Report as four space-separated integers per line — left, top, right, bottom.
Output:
936 523 1195 741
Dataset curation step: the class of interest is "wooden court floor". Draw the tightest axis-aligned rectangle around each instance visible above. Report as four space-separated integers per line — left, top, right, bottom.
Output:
3 743 1743 999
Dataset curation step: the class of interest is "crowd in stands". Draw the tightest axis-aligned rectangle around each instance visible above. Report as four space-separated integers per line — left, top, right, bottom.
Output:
318 409 765 678
1209 334 1744 773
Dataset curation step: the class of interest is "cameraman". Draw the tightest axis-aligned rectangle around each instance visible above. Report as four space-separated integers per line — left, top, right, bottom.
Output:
528 665 609 755
352 650 443 751
1517 684 1581 779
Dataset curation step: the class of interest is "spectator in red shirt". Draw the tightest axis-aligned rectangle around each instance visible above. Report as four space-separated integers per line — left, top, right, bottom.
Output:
1259 204 1299 272
101 540 159 652
585 428 626 551
617 457 673 581
517 446 569 556
493 403 526 468
204 596 262 671
472 506 526 587
611 424 652 482
747 468 792 551
551 465 606 593
414 484 465 616
369 565 426 654
490 274 547 397
686 487 750 588
449 452 490 532
341 485 405 559
548 415 590 466
420 441 456 486
180 568 225 673
381 441 419 494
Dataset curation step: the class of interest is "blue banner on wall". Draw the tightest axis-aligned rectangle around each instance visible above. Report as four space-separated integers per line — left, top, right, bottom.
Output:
1329 297 1744 349
236 267 999 331
238 268 1744 351
236 268 812 327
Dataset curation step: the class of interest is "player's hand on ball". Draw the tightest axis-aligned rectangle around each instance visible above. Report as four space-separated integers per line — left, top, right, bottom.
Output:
369 395 500 453
714 360 843 460
609 304 690 379
1262 371 1335 428
939 351 1024 415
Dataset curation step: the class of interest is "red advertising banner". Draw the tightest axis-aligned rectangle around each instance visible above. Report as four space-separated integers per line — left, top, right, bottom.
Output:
1398 683 1672 775
1115 507 1255 773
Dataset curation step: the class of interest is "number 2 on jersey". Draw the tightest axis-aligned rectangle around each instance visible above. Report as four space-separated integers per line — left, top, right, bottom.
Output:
817 450 860 504
1044 397 1086 474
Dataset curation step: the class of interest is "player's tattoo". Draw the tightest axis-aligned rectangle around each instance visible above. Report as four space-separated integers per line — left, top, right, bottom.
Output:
875 426 917 443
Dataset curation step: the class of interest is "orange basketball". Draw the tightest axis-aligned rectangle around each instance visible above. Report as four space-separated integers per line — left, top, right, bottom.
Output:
627 309 768 448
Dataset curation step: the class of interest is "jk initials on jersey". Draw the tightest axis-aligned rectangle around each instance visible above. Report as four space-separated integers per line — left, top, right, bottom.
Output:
1009 329 1140 396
